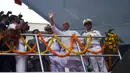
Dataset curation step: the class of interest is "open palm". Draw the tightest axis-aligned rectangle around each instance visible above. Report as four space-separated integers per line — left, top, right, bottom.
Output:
49 12 54 18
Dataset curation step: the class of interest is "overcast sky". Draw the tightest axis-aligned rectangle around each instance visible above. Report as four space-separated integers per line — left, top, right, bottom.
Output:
0 0 49 24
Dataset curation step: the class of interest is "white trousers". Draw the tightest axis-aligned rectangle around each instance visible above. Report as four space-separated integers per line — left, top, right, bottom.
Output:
49 51 65 72
15 55 26 72
62 48 84 72
16 42 26 72
50 63 65 72
88 45 107 72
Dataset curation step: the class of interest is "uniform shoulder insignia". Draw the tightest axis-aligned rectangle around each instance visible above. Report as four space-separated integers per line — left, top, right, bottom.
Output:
91 29 96 33
81 31 87 35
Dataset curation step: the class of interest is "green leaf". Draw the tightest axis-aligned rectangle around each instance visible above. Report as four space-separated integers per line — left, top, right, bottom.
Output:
108 28 114 33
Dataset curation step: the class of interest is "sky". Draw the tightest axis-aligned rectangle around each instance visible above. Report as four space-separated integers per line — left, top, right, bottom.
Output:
0 0 49 24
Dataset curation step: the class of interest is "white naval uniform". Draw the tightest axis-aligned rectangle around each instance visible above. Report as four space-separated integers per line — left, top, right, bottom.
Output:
44 37 65 72
8 24 26 72
82 29 107 72
51 25 84 72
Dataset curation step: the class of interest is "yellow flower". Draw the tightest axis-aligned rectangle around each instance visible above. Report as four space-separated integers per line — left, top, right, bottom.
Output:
112 38 114 40
109 42 112 44
88 34 91 36
105 42 108 45
105 37 108 41
113 48 117 52
108 33 111 36
114 34 116 37
109 38 112 40
112 40 115 42
111 34 114 37
114 44 116 47
109 46 113 49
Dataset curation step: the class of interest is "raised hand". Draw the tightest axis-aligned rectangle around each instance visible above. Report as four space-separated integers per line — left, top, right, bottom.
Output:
49 12 54 18
49 12 54 25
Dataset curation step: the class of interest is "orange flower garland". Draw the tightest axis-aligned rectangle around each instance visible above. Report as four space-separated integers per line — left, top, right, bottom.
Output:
73 34 105 54
1 29 106 56
87 45 105 54
38 33 74 57
6 42 36 54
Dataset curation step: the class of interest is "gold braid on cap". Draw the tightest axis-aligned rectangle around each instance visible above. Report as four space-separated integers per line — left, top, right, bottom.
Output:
83 19 88 24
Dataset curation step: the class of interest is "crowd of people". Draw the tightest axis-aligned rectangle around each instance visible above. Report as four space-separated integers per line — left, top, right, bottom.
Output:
0 11 108 72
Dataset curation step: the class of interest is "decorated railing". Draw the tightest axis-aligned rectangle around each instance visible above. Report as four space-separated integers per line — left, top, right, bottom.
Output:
0 29 122 72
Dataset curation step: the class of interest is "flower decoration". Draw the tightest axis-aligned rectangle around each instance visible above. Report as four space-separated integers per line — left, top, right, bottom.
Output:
104 29 120 53
1 29 20 46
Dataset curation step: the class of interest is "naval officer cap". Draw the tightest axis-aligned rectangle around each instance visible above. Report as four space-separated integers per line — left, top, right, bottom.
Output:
83 18 92 26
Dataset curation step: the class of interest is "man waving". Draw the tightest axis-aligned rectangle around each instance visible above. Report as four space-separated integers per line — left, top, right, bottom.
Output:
48 12 84 72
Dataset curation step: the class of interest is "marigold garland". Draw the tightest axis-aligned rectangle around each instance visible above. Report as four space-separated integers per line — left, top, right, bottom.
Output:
41 38 53 54
6 43 36 54
0 30 114 56
20 34 37 53
0 50 11 53
53 34 90 54
6 35 53 54
6 36 37 54
49 34 105 55
20 34 53 54
69 34 105 54
3 33 105 56
38 33 74 57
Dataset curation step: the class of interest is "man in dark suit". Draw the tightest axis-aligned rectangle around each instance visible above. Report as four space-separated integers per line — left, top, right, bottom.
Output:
27 29 50 72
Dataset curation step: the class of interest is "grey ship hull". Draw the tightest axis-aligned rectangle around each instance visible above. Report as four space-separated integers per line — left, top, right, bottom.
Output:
20 0 130 73
22 0 130 44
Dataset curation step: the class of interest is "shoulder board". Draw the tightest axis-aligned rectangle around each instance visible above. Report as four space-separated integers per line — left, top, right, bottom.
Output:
81 31 87 35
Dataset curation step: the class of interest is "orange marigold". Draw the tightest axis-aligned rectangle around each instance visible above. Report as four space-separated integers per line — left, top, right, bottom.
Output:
109 46 113 49
105 37 108 41
114 34 116 37
109 42 112 44
114 44 116 47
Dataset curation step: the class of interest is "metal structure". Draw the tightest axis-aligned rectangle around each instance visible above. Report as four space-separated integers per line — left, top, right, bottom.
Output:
112 48 130 73
0 34 122 72
21 0 130 44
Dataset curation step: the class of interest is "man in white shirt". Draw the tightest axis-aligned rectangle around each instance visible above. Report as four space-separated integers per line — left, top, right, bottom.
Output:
49 12 84 72
8 15 26 72
44 25 65 72
82 19 107 72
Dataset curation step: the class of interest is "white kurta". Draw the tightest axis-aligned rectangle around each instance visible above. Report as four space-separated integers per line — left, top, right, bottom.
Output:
52 26 81 54
82 29 107 72
51 25 81 48
51 25 83 68
8 24 26 72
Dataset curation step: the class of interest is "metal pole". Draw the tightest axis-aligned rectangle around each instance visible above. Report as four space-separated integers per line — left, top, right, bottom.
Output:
0 53 120 56
35 35 44 72
22 33 105 38
76 42 87 72
118 49 122 60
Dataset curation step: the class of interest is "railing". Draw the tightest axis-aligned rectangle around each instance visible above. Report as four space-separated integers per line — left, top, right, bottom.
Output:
0 33 122 73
